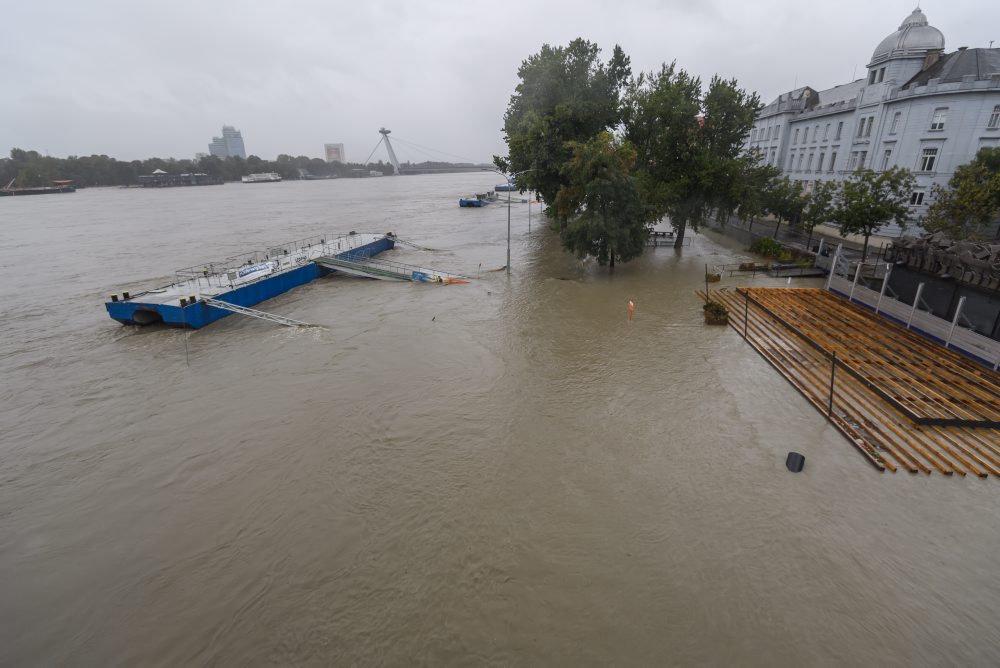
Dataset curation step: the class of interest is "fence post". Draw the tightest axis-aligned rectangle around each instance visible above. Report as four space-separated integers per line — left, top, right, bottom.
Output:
945 296 966 349
825 244 842 290
828 352 837 416
875 263 892 314
850 262 863 302
907 283 925 329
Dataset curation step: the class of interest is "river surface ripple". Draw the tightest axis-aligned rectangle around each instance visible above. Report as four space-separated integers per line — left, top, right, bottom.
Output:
1 174 998 665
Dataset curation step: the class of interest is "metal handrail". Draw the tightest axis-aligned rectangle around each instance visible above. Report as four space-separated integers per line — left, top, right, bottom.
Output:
338 252 467 280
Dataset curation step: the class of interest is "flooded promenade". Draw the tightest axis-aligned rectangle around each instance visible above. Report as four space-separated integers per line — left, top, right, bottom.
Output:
1 173 999 665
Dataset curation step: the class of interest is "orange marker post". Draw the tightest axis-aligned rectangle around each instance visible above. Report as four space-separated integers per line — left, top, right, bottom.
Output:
628 300 635 321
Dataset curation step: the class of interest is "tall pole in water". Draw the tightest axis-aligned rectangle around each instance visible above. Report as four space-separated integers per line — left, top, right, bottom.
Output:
507 186 511 273
484 167 534 275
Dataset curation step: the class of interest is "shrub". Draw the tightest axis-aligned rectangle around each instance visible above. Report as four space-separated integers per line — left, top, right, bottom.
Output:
749 237 784 258
703 300 729 324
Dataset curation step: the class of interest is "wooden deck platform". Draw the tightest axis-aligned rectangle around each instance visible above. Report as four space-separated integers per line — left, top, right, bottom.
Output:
702 287 1000 476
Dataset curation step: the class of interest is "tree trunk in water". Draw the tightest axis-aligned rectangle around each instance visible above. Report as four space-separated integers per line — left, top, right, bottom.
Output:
673 220 687 249
609 253 615 268
862 234 870 262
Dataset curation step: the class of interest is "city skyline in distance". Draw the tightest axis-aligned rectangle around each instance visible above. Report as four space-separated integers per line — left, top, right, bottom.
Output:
2 1 994 164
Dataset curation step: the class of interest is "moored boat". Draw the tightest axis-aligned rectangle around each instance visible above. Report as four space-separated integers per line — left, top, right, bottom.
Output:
241 172 283 183
458 191 499 207
105 232 395 329
0 179 76 196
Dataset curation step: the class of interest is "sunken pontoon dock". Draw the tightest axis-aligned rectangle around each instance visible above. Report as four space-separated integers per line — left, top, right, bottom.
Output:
105 232 468 329
703 287 1000 476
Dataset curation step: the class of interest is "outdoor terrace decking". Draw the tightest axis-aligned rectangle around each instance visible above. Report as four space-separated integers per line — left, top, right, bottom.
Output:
703 287 1000 476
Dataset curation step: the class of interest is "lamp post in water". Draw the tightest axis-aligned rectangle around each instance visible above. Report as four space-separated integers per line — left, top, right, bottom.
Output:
484 167 534 274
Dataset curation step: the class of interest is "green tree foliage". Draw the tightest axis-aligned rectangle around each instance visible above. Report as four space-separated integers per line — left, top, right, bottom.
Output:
501 39 631 223
553 132 652 266
833 167 915 260
923 147 1000 240
762 176 806 233
800 180 839 248
0 148 391 187
623 66 761 247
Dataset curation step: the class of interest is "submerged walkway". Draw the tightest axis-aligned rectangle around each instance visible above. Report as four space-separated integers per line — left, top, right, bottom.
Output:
702 287 1000 476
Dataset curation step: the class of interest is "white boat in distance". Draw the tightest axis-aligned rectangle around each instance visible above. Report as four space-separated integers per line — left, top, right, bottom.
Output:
241 173 283 183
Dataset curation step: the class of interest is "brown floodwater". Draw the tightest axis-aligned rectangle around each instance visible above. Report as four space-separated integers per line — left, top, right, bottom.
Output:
1 174 998 665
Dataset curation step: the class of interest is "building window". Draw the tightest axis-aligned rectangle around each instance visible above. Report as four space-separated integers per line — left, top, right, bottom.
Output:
848 152 859 170
881 149 892 171
919 147 938 172
807 153 814 171
813 125 819 142
864 117 874 137
930 108 947 131
836 122 843 140
751 129 757 142
770 148 777 164
856 120 865 138
910 191 925 206
859 151 867 168
818 152 825 171
797 154 804 171
829 152 837 171
988 106 1000 129
824 123 830 140
794 128 800 144
869 70 877 85
877 67 885 83
803 127 809 143
775 124 780 137
889 112 901 134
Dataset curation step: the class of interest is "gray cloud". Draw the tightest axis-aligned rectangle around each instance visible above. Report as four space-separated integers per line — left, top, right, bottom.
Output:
0 0 992 163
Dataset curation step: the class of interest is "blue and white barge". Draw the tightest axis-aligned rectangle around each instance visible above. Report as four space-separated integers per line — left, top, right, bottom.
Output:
105 232 394 328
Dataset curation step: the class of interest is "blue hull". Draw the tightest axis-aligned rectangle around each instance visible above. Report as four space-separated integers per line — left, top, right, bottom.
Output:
105 236 394 329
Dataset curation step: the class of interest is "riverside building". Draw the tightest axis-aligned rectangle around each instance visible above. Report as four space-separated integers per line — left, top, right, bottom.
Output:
208 125 247 159
747 8 1000 235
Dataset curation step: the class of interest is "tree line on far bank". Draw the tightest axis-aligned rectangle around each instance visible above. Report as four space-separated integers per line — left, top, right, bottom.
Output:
498 39 1000 266
0 149 458 188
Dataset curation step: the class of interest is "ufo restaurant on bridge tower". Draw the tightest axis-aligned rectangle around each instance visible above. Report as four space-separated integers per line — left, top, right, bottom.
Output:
747 8 1000 236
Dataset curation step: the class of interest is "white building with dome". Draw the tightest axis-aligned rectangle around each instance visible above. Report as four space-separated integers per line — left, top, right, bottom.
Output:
747 8 1000 234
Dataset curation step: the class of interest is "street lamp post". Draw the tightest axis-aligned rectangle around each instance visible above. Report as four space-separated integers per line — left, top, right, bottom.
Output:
484 167 534 274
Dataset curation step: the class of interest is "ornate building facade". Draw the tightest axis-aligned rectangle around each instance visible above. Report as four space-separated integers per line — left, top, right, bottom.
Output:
747 8 1000 235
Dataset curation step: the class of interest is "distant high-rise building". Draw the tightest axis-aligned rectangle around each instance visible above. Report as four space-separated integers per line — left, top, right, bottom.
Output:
324 143 346 163
208 125 247 159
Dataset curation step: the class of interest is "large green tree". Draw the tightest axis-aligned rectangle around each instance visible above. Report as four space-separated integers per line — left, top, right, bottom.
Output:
800 180 839 249
623 66 761 247
762 176 806 236
553 132 652 267
922 147 1000 240
834 167 915 260
501 39 631 224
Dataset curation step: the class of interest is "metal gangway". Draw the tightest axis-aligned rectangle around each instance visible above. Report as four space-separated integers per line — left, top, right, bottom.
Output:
314 254 469 284
203 298 312 328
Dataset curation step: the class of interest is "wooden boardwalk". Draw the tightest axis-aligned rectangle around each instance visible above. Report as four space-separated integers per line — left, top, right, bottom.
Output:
702 287 1000 476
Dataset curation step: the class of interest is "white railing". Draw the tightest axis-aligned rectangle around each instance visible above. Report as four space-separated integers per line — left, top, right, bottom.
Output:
825 253 1000 370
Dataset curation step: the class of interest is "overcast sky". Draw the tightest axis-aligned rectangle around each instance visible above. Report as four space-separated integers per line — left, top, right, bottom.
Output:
1 1 993 164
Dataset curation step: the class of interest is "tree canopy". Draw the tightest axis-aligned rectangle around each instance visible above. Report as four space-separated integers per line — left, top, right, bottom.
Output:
833 167 915 260
502 39 631 218
0 148 398 188
923 147 1000 240
553 132 653 266
500 44 766 264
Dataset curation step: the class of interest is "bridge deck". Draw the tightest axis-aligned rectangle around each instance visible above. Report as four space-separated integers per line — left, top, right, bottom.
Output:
703 287 1000 476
